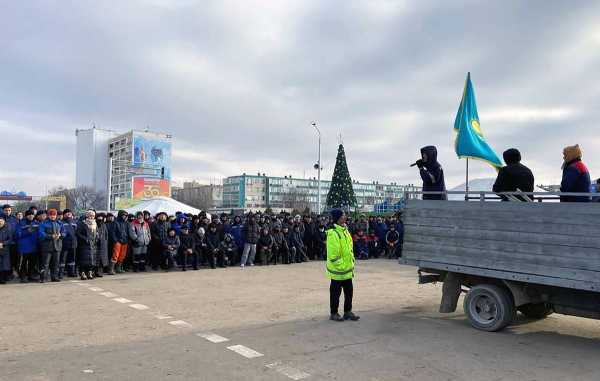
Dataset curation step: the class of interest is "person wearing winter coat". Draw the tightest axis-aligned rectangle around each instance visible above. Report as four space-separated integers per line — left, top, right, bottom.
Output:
302 216 317 260
492 148 535 201
205 224 222 269
560 144 591 202
179 226 197 271
316 225 327 260
110 210 130 274
355 215 369 235
241 214 260 267
0 216 13 284
95 213 109 277
129 212 151 272
1 204 18 278
374 218 388 258
162 228 180 270
16 210 39 282
150 212 170 270
172 215 188 236
229 216 244 265
271 225 288 264
416 145 447 200
385 225 401 259
38 209 65 282
257 227 274 266
195 227 208 266
282 226 296 264
291 224 309 263
76 210 98 280
219 233 237 267
60 209 78 278
353 229 369 260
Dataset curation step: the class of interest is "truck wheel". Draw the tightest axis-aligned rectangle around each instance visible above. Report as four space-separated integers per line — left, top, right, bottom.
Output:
464 284 515 332
518 303 553 319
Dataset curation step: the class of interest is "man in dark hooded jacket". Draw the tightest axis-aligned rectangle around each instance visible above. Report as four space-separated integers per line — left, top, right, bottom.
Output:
493 148 534 201
416 146 446 200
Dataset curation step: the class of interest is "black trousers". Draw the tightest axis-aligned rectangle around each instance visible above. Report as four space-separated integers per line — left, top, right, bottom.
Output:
19 252 37 279
40 250 60 280
330 279 353 315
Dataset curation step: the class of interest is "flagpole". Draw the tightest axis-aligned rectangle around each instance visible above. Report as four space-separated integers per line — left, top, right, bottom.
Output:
465 158 469 201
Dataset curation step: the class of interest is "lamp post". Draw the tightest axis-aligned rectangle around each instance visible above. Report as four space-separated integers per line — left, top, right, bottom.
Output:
311 121 321 214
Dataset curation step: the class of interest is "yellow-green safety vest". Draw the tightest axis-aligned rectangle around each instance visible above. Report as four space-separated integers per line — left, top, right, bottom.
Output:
326 224 355 280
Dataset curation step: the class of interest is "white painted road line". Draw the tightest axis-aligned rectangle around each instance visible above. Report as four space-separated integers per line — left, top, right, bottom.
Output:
70 280 82 283
154 314 173 320
227 345 264 359
88 287 103 292
129 303 150 311
112 297 133 304
196 332 230 343
99 292 118 298
266 362 310 380
76 283 90 287
168 320 192 328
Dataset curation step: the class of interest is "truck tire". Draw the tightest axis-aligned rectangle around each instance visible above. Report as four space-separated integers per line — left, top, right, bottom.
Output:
464 284 515 332
518 303 553 319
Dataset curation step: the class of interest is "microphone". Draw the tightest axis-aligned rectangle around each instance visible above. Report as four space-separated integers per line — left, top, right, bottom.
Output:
409 162 418 167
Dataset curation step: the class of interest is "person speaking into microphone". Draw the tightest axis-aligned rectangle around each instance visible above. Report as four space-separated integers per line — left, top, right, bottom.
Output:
412 146 447 200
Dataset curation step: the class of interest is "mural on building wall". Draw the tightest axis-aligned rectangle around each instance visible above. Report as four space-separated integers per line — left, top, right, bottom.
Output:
133 133 172 180
132 177 171 199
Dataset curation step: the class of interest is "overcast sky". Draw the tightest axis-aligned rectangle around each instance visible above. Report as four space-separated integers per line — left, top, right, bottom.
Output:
2 0 600 195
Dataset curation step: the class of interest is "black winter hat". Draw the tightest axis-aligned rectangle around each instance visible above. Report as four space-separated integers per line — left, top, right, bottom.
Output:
36 210 47 217
117 210 128 217
62 209 71 215
330 208 344 223
25 210 35 217
503 148 521 165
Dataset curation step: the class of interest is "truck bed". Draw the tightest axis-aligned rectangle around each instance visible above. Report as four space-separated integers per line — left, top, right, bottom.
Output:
399 200 600 292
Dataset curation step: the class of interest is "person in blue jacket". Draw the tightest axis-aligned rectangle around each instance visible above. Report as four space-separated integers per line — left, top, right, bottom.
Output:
374 217 388 258
16 210 39 282
560 144 591 202
172 215 189 236
415 146 447 200
38 209 66 282
60 209 78 278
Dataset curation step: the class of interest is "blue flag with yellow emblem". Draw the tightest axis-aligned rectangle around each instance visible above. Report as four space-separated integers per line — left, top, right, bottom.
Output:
454 72 503 169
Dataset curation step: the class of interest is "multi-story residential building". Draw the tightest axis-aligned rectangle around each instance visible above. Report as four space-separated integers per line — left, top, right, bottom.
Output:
222 173 420 213
172 182 223 211
108 130 172 209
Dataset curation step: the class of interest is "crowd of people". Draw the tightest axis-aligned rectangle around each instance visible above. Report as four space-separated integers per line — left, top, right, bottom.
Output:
0 203 404 284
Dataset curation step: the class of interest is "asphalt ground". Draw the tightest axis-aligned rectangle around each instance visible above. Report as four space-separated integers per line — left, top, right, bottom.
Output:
2 260 600 380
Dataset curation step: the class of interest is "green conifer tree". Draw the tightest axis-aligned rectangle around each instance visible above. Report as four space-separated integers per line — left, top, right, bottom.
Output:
326 144 357 209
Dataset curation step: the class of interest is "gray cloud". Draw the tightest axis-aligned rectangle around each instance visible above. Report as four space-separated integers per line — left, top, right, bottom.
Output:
2 0 600 195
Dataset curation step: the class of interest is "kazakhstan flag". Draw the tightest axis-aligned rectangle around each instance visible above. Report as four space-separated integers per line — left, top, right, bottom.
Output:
454 72 503 169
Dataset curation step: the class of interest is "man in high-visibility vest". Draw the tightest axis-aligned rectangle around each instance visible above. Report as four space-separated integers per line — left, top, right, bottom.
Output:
327 209 360 322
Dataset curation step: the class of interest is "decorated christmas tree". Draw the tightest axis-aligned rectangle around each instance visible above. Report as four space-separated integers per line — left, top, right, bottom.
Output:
326 144 357 210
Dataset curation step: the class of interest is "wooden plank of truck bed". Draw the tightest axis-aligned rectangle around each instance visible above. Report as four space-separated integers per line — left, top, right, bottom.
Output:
401 200 600 292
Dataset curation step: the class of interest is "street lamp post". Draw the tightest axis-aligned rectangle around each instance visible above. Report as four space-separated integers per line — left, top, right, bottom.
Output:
311 122 321 214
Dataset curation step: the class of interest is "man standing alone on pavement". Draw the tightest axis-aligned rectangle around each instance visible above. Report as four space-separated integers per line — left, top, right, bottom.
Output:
327 209 359 322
